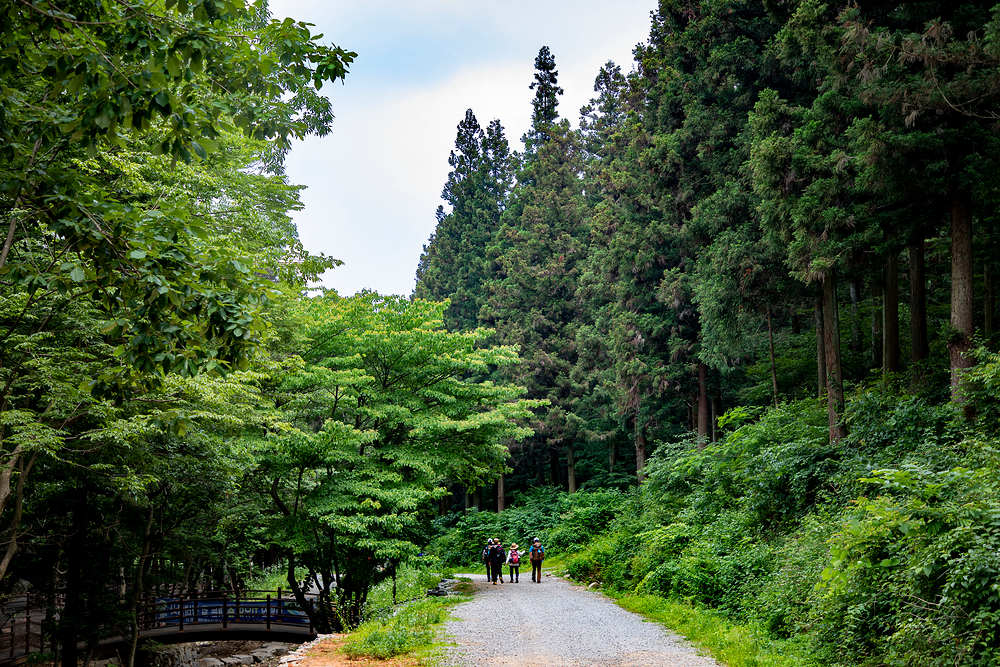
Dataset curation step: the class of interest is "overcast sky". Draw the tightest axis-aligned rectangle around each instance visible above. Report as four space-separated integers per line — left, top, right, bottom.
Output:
268 0 655 297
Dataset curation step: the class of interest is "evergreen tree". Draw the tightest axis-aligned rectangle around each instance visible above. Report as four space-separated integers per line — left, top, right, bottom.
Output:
525 46 565 151
484 120 589 492
414 110 512 331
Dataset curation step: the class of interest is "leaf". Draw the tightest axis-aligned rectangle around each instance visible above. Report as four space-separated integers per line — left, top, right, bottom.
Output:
69 266 85 282
130 250 148 259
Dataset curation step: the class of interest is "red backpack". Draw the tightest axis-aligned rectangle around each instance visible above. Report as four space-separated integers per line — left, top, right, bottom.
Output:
511 550 520 564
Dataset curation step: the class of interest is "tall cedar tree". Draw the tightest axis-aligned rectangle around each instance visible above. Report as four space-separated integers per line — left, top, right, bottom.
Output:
484 48 589 491
414 111 512 331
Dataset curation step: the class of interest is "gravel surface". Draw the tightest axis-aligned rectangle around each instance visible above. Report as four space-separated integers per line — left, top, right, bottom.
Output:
440 572 722 667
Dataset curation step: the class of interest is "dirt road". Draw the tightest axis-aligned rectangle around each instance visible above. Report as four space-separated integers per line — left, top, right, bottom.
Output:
440 572 722 667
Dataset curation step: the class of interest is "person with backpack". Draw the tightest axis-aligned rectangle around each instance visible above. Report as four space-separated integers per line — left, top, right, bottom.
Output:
482 538 494 582
528 537 545 583
489 538 506 584
506 542 521 582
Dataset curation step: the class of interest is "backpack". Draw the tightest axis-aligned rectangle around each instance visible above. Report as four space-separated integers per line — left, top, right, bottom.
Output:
481 547 490 563
511 550 520 564
530 545 544 561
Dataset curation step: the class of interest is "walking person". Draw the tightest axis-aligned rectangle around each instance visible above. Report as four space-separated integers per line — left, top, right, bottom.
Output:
529 537 545 583
507 542 521 582
490 538 506 584
482 538 494 582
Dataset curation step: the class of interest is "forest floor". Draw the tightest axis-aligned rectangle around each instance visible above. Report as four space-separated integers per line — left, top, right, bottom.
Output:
438 572 721 667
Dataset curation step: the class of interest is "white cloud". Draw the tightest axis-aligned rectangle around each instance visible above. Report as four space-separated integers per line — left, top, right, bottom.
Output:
272 1 653 296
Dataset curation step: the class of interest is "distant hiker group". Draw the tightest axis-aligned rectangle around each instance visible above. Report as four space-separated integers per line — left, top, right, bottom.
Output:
481 537 545 584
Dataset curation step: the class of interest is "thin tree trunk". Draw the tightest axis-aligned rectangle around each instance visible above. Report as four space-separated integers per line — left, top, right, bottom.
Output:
567 444 576 494
985 264 994 339
549 445 559 487
850 278 862 353
635 418 647 483
697 362 710 441
909 240 929 363
767 310 779 408
823 271 846 442
871 283 883 371
609 440 617 473
0 452 36 581
711 395 722 442
61 486 87 667
126 506 155 667
463 486 469 513
815 297 827 399
497 474 505 512
473 487 481 511
950 187 975 404
884 252 900 376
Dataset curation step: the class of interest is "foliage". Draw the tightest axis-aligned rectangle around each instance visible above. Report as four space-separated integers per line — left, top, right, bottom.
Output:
261 293 538 629
342 597 458 660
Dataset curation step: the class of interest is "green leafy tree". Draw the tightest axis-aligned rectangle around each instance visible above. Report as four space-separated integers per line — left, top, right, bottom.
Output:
261 293 537 629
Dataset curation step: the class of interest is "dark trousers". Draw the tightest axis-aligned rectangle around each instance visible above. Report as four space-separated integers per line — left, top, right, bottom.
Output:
485 562 492 580
509 564 519 580
491 562 504 581
531 560 542 580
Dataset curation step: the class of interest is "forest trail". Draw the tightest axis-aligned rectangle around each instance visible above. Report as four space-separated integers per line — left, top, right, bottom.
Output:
441 572 721 667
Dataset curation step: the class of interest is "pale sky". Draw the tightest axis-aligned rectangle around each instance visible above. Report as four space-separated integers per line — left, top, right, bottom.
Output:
268 0 655 296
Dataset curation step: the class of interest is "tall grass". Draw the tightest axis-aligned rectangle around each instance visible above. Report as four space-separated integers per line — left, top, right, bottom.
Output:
614 594 818 667
342 597 462 659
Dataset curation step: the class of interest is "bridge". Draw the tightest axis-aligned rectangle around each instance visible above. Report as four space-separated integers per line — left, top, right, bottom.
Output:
0 589 322 665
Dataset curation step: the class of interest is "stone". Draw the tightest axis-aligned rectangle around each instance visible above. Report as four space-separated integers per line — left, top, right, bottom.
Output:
220 658 243 667
250 652 271 663
200 660 224 667
151 643 199 667
233 655 254 665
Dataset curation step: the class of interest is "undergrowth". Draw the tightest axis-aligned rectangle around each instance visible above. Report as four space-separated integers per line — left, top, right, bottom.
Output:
342 596 466 660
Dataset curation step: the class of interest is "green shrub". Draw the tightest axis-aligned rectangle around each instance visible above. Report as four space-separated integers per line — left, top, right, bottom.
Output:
342 598 452 659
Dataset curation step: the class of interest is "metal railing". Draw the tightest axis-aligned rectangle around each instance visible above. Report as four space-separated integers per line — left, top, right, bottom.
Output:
0 589 322 663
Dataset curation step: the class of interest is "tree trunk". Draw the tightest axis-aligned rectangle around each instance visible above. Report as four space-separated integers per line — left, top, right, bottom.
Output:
909 240 929 363
473 487 481 511
815 297 827 399
985 264 995 339
126 505 155 667
463 486 469 513
871 282 883 371
711 395 722 442
549 445 560 486
697 362 710 442
884 252 900 376
635 419 647 484
609 440 617 473
497 475 505 512
823 271 846 442
950 187 975 404
567 445 576 493
849 278 862 353
767 310 779 408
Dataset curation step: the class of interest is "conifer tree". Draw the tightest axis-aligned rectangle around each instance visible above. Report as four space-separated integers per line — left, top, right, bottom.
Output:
414 110 512 331
524 46 565 151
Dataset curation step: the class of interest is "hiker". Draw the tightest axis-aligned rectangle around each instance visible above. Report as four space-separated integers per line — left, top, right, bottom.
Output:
482 538 494 581
490 538 506 584
528 537 545 583
506 542 521 582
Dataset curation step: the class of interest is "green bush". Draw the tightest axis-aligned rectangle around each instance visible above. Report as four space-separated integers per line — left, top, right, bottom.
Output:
342 598 452 659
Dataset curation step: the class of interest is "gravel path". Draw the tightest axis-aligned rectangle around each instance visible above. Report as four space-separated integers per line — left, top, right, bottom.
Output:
440 572 722 667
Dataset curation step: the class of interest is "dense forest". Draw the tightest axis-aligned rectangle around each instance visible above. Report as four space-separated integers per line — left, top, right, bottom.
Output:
4 0 1000 666
417 1 1000 665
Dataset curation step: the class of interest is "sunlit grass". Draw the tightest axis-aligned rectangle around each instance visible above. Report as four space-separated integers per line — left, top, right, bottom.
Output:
612 594 818 667
342 596 467 660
